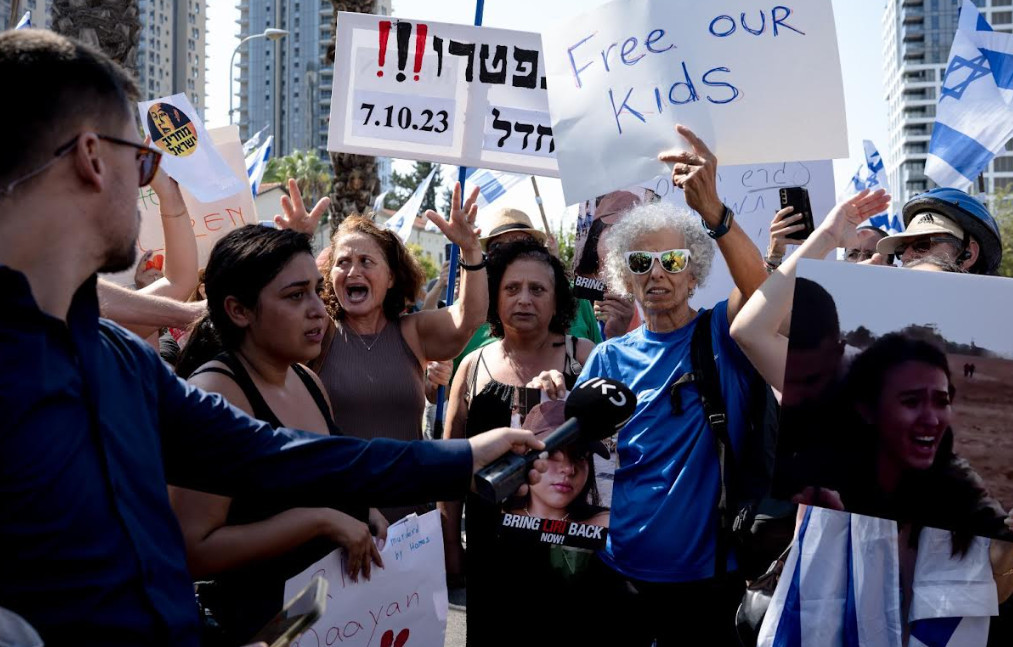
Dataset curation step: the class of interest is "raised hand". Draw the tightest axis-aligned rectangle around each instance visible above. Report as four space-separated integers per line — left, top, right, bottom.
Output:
818 188 891 249
274 178 331 235
425 183 481 257
767 207 804 260
658 124 723 224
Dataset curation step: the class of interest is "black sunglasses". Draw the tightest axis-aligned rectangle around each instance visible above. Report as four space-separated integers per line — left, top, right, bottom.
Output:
1 133 162 199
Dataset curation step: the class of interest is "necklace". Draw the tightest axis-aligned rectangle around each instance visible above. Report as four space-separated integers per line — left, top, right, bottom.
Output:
524 506 569 522
346 321 383 351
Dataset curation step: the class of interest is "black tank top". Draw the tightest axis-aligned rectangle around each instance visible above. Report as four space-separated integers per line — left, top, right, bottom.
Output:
190 352 365 644
463 337 582 646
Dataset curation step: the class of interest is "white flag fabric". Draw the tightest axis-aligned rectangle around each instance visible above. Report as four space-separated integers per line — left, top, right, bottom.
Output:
241 126 268 156
371 191 388 214
758 507 995 647
839 140 890 202
384 168 437 243
925 0 1013 188
244 135 272 197
464 168 528 210
14 11 30 29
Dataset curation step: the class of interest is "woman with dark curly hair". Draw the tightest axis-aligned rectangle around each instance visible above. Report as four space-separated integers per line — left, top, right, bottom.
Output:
440 238 595 646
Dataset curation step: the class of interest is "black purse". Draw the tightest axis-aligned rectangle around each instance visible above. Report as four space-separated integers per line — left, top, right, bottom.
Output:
734 544 792 647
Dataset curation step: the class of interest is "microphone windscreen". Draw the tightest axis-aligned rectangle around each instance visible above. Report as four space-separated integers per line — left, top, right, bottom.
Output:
564 377 637 442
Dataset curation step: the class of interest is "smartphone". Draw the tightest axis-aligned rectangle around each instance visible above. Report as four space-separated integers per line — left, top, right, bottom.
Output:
250 575 328 647
444 242 453 263
778 187 815 241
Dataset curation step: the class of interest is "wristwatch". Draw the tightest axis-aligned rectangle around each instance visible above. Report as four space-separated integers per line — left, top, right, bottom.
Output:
458 252 488 271
702 204 734 240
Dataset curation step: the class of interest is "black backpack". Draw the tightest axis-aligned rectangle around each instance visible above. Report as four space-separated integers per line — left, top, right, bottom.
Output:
669 309 795 580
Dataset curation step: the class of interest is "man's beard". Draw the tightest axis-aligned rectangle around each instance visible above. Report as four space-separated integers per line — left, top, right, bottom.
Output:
98 209 140 273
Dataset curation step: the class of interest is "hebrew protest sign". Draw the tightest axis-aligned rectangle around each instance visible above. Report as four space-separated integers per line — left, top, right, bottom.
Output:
776 260 1013 541
541 0 847 203
138 94 247 202
285 511 448 647
328 12 558 177
102 126 258 287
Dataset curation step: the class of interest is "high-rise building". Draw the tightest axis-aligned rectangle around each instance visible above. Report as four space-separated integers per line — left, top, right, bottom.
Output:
137 0 206 115
237 0 390 161
883 0 1013 205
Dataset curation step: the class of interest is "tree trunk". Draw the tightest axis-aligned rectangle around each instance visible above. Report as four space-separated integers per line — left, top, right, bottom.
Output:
325 0 381 228
51 0 141 77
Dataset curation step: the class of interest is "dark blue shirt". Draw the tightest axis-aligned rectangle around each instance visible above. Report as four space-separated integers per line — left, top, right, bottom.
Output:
0 267 473 646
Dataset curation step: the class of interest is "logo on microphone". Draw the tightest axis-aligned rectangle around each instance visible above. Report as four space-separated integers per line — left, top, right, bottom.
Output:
579 377 629 407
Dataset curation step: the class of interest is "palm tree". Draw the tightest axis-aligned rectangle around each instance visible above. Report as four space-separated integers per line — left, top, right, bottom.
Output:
325 0 381 228
51 0 141 75
263 149 334 218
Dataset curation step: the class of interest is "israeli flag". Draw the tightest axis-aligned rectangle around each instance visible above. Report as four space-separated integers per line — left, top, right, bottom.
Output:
464 168 527 209
384 167 437 243
15 11 30 29
926 0 1013 188
242 126 269 156
245 135 272 197
864 212 904 235
758 508 995 647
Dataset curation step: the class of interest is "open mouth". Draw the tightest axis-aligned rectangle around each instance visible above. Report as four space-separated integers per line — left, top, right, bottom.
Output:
305 327 323 343
646 287 669 296
911 433 940 455
345 284 369 305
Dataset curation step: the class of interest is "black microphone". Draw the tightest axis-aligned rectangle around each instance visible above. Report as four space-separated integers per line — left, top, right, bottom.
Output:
474 377 637 503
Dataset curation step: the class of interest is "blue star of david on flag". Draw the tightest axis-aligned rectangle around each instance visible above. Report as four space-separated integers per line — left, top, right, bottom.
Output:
941 53 992 102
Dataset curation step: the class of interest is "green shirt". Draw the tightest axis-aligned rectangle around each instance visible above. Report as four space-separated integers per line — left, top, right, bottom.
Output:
451 298 602 376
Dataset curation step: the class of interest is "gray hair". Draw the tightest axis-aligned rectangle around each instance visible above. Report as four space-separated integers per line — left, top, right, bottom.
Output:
601 201 715 298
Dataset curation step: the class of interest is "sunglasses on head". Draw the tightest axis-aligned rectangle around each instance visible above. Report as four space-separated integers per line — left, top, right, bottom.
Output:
624 249 691 274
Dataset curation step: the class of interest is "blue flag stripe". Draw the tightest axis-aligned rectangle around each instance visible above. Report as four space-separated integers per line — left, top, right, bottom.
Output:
910 617 962 647
928 121 995 182
981 48 1013 90
772 506 813 647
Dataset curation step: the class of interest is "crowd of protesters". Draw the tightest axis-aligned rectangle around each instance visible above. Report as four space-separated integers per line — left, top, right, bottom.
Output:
4 26 1013 647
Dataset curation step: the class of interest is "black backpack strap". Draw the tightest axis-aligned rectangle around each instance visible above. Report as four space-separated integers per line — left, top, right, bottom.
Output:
686 309 737 577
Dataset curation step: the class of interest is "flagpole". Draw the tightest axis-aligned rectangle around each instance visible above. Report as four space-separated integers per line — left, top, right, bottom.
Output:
530 176 552 233
434 0 485 439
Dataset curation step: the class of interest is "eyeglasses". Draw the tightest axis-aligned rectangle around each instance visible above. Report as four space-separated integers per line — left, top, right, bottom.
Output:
894 235 962 257
0 133 162 199
624 249 691 274
845 249 875 262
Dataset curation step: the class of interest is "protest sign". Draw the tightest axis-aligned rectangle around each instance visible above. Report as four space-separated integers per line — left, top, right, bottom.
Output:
776 260 1013 540
102 126 258 286
328 12 557 177
540 0 847 203
285 511 448 647
138 94 246 201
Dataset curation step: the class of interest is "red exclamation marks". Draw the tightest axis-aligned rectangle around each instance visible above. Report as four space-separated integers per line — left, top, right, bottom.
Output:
395 21 411 82
413 24 427 81
377 20 391 78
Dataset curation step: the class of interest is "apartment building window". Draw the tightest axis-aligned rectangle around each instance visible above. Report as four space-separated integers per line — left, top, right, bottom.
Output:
994 156 1013 172
994 11 1013 24
995 0 1013 6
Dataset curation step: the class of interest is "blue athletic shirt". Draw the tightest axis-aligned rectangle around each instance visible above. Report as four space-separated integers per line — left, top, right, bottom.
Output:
576 301 753 582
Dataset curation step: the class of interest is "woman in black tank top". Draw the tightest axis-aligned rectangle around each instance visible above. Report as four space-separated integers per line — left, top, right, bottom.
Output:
440 240 598 646
172 226 387 646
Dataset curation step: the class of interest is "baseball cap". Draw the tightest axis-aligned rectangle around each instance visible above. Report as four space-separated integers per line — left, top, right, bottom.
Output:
876 211 965 256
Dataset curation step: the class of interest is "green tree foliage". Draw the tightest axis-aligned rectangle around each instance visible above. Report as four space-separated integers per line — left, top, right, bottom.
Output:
384 161 444 214
408 243 439 281
556 224 576 271
986 185 1013 279
263 150 334 222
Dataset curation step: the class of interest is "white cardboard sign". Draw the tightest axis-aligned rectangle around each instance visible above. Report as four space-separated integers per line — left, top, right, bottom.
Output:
328 12 558 177
138 94 246 202
540 0 848 203
285 511 448 647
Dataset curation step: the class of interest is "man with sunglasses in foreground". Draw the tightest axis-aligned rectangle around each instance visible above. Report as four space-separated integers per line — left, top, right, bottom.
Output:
0 30 547 647
570 124 769 646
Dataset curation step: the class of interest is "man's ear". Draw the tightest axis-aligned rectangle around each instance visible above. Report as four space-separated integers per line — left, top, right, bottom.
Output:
959 239 980 270
72 133 105 191
223 295 253 330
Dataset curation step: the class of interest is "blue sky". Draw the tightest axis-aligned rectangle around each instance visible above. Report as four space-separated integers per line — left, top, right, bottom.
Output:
205 0 890 228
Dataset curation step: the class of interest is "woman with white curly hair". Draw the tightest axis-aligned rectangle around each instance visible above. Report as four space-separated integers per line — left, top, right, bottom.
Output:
566 125 769 646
